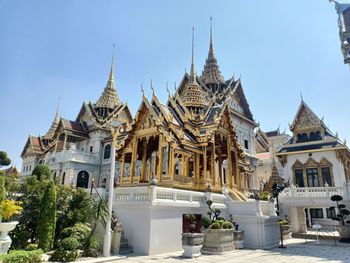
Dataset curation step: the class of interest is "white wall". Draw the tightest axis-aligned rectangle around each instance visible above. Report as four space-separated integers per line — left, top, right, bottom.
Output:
112 187 279 255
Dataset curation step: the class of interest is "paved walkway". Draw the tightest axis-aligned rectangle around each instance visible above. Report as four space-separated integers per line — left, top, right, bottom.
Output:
102 239 350 263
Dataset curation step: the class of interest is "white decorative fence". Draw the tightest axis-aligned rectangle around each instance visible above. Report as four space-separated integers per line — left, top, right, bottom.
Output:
280 186 347 199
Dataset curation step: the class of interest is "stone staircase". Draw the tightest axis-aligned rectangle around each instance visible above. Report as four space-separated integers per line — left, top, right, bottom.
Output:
119 230 133 254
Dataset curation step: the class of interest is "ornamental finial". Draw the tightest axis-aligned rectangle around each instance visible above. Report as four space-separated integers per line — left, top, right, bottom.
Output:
141 82 145 97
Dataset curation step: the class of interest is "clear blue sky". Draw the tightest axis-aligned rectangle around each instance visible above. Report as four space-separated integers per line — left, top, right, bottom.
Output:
1 0 350 168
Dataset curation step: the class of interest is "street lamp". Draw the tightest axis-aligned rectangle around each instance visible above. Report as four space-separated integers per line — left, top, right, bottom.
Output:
103 128 117 257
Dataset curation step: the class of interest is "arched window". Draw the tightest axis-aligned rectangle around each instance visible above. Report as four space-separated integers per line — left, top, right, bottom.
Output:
104 144 111 159
76 171 89 188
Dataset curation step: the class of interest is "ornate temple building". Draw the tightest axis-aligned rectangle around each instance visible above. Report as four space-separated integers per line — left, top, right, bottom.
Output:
20 56 132 188
278 100 350 233
113 28 257 200
330 0 350 67
20 23 259 200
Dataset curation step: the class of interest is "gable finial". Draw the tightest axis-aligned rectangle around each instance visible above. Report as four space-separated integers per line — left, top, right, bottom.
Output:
150 79 155 95
141 82 145 97
174 81 177 91
166 81 170 97
300 91 303 101
56 96 61 118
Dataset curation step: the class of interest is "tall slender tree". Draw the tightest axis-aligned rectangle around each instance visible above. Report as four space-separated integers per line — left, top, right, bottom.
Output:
37 181 57 251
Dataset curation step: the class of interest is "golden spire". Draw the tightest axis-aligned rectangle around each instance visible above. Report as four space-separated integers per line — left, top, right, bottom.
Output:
108 44 115 82
180 27 206 111
200 17 225 85
190 26 196 84
96 44 120 109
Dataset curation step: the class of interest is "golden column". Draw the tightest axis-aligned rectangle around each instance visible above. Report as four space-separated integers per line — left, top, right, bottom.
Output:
227 136 233 189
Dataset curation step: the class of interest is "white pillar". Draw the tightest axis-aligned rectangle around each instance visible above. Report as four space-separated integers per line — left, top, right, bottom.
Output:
103 131 116 257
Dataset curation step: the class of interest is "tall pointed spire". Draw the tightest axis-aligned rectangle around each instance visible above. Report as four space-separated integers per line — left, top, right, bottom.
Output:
201 17 225 85
45 97 61 139
96 44 120 109
209 17 214 59
190 26 196 84
180 27 206 111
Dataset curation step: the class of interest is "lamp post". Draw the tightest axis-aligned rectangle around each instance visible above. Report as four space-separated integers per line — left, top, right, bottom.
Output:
103 128 117 257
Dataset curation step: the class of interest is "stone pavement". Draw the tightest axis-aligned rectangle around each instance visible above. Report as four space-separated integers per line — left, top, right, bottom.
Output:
97 238 350 263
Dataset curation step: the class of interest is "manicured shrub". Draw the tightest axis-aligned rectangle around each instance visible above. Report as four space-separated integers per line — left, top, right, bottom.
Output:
37 181 57 251
25 243 38 251
61 222 91 246
209 222 220 229
51 248 79 262
61 237 80 250
0 249 43 263
201 216 211 229
222 221 234 229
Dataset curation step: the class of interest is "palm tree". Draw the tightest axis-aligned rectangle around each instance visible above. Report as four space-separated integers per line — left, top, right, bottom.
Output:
82 197 109 256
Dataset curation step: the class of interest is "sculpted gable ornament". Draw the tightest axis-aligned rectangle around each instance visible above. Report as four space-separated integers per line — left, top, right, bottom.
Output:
294 107 320 130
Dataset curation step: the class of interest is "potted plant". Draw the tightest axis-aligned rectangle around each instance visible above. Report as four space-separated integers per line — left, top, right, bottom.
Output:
329 194 350 242
181 214 204 258
201 200 235 254
0 199 22 254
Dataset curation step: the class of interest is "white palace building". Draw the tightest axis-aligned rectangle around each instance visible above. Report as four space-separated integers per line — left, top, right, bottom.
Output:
277 100 350 234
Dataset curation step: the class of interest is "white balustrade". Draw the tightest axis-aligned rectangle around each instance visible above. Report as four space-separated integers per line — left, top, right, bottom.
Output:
280 186 346 199
46 149 100 165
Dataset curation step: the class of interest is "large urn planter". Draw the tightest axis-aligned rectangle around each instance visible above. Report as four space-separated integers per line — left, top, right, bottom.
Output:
0 221 19 254
182 233 204 258
338 225 350 243
201 229 235 254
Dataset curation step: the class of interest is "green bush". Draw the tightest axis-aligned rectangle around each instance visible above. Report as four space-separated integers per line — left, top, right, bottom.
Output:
85 235 100 257
209 222 220 229
201 216 211 229
259 191 269 201
50 249 79 262
0 249 43 263
61 237 80 250
62 222 91 247
25 243 38 251
222 221 234 229
51 248 79 262
32 164 51 181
